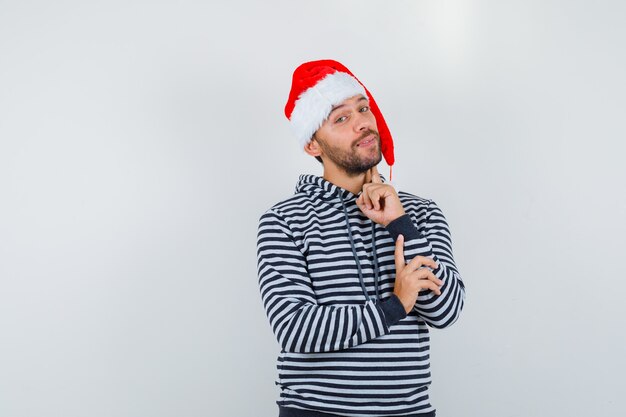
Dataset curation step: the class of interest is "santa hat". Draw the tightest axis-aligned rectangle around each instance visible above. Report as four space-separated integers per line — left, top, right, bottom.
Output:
284 59 395 170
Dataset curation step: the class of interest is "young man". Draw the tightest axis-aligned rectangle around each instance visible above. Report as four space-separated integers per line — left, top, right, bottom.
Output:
257 60 466 417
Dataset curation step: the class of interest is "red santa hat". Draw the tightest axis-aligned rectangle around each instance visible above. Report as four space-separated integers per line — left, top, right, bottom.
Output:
284 59 395 170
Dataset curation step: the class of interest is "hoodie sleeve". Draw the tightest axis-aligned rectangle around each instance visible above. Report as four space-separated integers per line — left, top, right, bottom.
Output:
385 199 466 328
257 208 406 353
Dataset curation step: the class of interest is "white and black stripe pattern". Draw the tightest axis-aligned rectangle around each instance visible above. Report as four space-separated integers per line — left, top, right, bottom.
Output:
257 175 465 417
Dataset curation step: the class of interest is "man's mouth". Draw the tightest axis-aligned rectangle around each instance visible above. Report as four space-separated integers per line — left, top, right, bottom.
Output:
357 134 377 147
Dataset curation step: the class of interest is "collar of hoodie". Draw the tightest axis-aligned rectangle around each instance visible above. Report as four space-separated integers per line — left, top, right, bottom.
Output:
294 174 388 206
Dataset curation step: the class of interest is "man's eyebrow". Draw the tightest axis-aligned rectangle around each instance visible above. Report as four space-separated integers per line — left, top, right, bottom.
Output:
329 96 369 115
329 104 345 115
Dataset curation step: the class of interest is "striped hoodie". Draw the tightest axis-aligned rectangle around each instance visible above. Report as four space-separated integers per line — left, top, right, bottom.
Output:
257 174 465 417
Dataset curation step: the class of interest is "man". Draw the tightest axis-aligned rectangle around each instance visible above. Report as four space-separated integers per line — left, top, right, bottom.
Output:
257 60 465 417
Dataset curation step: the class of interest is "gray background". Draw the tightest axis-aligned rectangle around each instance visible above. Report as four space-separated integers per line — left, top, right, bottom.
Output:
1 1 625 416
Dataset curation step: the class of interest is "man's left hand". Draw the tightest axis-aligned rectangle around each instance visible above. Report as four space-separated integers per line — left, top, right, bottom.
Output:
356 166 406 226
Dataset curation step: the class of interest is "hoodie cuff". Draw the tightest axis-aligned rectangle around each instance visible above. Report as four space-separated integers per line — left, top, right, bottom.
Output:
378 294 407 327
385 214 421 241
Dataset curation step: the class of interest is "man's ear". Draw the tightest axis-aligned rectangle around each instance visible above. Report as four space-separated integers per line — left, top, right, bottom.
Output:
304 137 322 158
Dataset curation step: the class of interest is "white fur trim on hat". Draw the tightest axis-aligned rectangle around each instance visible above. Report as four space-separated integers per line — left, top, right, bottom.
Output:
289 72 367 148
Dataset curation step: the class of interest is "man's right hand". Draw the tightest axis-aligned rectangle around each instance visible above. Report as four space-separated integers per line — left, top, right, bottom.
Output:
393 235 443 314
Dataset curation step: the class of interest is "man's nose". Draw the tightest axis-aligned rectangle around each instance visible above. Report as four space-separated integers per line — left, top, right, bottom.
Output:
353 111 372 132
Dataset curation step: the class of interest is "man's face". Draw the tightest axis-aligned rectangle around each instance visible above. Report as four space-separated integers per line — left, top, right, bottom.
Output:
313 95 381 176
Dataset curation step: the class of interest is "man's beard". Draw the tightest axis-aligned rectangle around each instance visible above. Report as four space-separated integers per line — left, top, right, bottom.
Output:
316 129 382 177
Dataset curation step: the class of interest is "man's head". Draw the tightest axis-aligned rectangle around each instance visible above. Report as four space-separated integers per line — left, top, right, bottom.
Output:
305 94 382 176
284 60 395 171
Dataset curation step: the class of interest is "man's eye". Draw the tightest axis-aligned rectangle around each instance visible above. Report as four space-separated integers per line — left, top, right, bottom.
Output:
335 116 347 123
360 106 370 112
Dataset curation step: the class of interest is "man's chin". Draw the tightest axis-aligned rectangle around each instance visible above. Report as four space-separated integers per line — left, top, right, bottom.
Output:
366 153 383 171
343 157 382 177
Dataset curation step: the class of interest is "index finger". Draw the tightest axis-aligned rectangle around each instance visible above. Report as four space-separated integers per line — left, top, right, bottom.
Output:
364 168 372 184
371 165 382 183
394 234 405 273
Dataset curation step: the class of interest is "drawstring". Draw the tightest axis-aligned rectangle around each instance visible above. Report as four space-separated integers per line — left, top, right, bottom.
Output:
339 192 380 303
371 223 380 301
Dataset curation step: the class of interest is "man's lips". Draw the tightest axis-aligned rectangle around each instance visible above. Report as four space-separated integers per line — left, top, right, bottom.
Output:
357 134 377 147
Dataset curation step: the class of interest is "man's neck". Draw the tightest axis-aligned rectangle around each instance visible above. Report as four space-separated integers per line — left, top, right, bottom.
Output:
322 165 367 195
